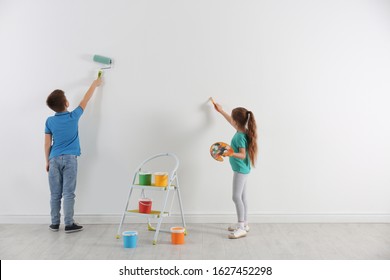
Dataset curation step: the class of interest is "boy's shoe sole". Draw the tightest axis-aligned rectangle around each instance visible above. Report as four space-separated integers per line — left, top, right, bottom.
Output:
65 228 83 233
49 225 60 232
65 223 83 233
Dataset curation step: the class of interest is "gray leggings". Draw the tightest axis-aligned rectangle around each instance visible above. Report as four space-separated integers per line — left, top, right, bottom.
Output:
232 172 249 223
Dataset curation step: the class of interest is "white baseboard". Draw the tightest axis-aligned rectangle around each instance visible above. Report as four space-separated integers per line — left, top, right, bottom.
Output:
1 213 390 224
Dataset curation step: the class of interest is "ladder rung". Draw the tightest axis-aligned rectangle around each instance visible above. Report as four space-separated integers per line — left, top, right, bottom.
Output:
127 209 169 218
131 184 176 191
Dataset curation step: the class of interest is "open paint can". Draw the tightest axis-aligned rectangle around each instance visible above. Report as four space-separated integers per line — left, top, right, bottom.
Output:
122 231 138 248
139 198 152 214
139 172 152 185
170 227 185 245
154 172 168 187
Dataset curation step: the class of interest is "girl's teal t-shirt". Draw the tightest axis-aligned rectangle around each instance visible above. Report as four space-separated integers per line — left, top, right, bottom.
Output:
229 131 251 174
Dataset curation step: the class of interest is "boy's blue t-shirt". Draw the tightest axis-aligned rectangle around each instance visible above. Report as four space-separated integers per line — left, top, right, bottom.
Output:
229 131 251 174
45 106 84 159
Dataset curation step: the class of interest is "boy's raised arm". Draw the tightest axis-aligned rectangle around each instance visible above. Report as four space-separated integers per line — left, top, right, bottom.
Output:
79 78 102 110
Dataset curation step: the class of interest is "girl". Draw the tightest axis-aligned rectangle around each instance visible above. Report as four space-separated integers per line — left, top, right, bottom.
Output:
214 101 258 239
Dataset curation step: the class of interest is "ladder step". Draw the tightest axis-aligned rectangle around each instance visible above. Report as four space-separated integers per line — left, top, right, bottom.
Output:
127 209 169 218
131 184 176 191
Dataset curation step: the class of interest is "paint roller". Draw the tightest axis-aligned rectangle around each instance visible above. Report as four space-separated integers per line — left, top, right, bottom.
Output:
93 54 112 78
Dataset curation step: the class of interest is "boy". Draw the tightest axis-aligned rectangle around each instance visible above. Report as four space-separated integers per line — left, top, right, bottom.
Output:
44 77 102 233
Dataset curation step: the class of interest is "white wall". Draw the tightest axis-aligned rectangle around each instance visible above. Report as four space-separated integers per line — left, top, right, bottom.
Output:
1 0 390 223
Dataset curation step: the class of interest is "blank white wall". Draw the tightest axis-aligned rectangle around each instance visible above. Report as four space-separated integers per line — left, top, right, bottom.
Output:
1 0 390 223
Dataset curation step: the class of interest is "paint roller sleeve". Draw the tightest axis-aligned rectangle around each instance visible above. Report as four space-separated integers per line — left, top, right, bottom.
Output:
93 55 112 65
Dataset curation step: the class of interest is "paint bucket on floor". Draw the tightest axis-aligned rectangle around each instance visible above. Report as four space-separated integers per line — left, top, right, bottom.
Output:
170 227 185 245
154 172 168 187
122 231 138 248
139 198 152 214
139 172 152 185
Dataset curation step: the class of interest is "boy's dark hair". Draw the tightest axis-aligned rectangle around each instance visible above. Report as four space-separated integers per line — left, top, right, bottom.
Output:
46 89 66 112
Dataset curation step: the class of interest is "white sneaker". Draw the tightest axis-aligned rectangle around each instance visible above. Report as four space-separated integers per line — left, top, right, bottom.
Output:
228 228 247 239
228 224 250 232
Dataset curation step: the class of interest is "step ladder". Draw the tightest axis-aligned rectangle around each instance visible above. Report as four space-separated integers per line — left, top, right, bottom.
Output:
116 153 186 245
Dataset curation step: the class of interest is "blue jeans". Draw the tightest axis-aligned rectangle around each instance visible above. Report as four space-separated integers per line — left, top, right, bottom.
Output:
48 155 78 226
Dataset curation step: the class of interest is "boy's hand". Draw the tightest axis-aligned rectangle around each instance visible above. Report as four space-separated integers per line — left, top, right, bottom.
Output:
79 77 103 110
46 162 49 172
94 77 102 87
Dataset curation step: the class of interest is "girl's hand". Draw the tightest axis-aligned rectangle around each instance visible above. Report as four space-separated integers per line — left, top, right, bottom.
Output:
212 98 234 127
222 146 234 157
214 102 222 113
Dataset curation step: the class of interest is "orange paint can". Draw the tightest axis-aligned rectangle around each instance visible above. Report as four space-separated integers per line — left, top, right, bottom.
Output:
170 227 185 245
154 172 168 187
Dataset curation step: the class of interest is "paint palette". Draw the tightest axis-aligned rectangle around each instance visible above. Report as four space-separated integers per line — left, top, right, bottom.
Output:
210 142 233 162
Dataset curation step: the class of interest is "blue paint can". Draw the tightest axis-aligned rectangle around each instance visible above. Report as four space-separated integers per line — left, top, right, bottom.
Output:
122 231 138 248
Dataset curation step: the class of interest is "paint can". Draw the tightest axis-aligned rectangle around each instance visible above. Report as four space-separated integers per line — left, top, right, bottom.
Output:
139 198 152 214
122 231 138 248
170 227 185 245
139 172 152 185
154 172 168 187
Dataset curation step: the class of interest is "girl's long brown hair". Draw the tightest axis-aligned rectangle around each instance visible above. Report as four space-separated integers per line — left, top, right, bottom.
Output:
231 107 258 167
